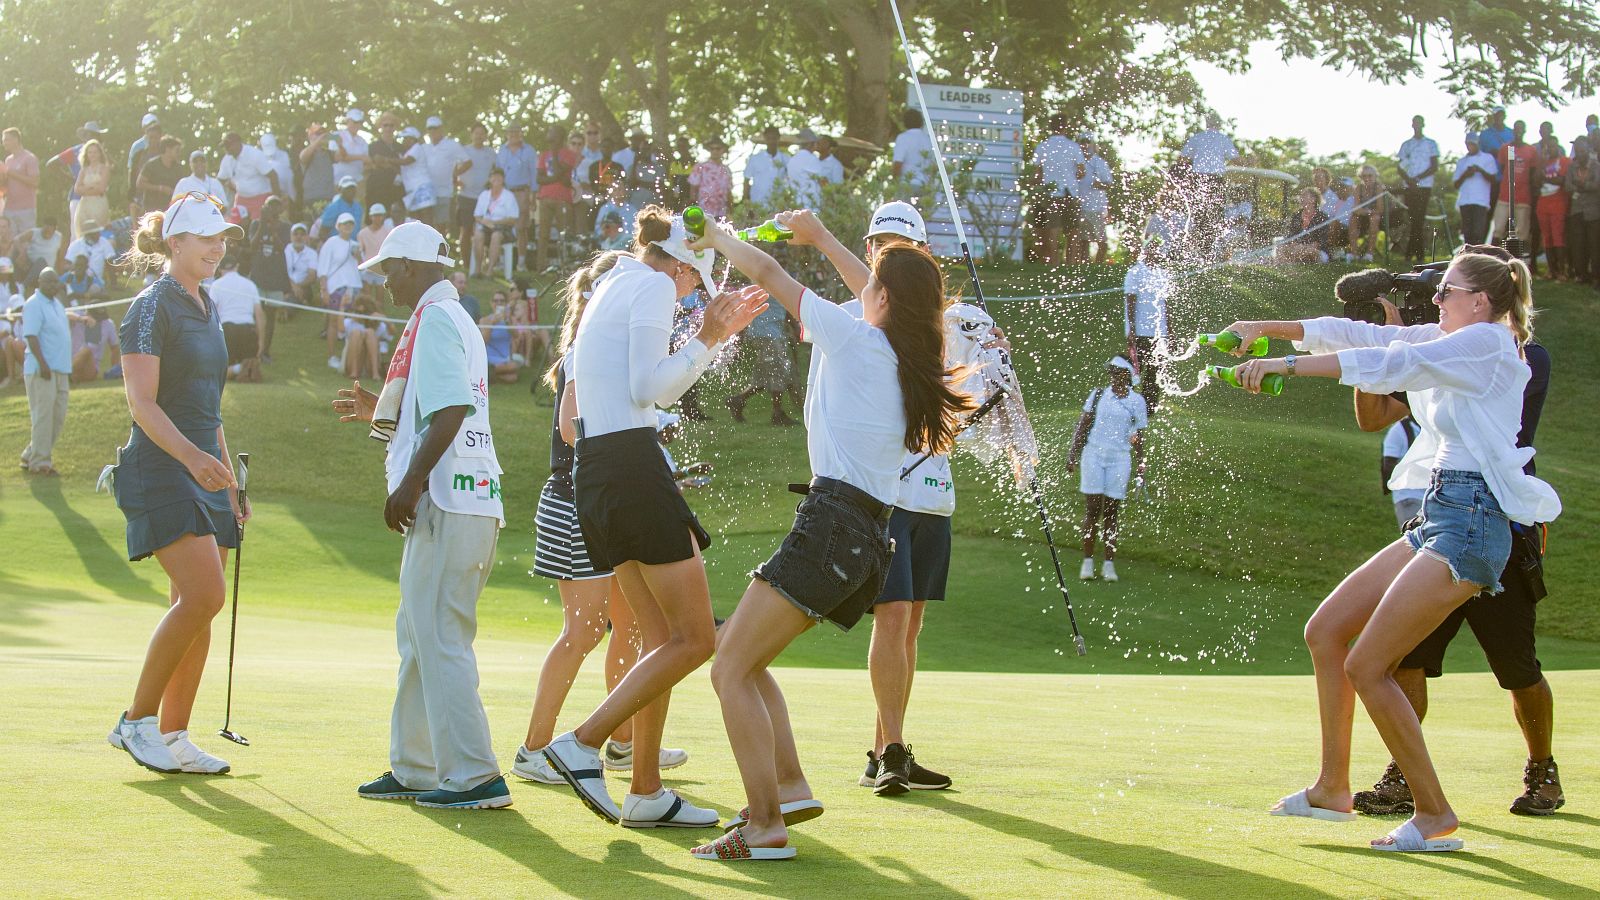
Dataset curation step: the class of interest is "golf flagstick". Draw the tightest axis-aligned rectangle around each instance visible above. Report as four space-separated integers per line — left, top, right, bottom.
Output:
889 0 1087 656
219 452 250 746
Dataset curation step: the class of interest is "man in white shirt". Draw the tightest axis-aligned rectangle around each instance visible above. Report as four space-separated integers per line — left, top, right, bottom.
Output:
787 128 825 211
1453 132 1498 246
1179 112 1238 258
1076 132 1114 265
454 123 497 257
816 135 845 186
258 133 295 205
211 255 266 379
743 125 790 210
892 107 935 193
64 222 117 284
333 108 370 188
1397 114 1440 262
1031 114 1084 265
424 116 467 232
398 127 438 226
285 222 318 307
173 151 227 204
218 132 281 223
1123 241 1171 410
335 222 510 811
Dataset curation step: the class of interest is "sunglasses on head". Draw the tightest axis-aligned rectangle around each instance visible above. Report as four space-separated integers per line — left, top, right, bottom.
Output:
170 190 228 223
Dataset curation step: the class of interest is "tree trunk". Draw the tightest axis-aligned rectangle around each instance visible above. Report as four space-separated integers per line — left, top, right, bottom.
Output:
826 0 913 147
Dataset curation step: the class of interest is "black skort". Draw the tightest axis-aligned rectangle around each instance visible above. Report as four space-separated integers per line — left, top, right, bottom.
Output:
872 507 951 607
755 477 891 632
574 426 709 569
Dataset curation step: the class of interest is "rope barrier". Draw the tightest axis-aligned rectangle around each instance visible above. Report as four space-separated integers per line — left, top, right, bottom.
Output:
44 286 557 331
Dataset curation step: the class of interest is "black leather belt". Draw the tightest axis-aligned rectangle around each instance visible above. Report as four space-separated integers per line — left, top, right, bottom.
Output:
789 476 889 522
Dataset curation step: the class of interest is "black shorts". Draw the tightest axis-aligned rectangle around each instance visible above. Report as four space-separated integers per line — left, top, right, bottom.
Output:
1044 194 1081 230
755 477 891 632
222 323 258 363
574 427 709 569
872 507 951 606
1401 552 1542 690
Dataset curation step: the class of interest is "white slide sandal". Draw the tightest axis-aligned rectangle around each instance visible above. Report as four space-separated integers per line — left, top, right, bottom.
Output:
1270 788 1358 822
1372 820 1464 852
723 798 825 832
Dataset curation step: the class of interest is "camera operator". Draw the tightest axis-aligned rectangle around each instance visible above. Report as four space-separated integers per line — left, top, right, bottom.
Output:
1346 253 1562 819
1222 247 1561 852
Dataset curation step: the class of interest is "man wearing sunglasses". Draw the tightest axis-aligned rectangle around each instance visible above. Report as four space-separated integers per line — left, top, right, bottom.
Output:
335 221 511 811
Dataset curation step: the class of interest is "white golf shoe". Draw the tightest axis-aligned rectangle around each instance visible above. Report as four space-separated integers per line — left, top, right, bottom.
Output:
603 740 690 772
1101 560 1119 582
544 731 621 823
108 713 181 774
164 730 232 774
511 744 564 784
620 788 720 828
1078 558 1095 580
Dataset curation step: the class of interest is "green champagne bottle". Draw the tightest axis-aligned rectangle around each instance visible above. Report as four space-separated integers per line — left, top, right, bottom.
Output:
1198 331 1269 356
736 220 794 243
1206 364 1284 396
682 206 706 238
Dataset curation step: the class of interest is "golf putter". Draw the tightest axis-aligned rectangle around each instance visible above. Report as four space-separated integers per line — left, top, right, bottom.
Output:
219 452 250 746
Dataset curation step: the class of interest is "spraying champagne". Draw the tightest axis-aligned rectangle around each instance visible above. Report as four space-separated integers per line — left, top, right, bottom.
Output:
1206 364 1285 396
1198 331 1269 356
735 220 794 243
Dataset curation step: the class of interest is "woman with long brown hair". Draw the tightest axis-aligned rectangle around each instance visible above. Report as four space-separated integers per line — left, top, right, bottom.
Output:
511 249 687 784
1222 251 1559 853
684 217 971 861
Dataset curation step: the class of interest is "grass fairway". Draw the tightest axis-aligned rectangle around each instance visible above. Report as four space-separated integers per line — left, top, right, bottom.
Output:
2 263 1598 896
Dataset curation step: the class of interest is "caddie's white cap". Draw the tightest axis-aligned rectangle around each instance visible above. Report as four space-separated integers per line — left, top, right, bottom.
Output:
368 203 387 217
0 257 13 273
867 200 928 244
141 113 160 128
338 175 359 189
360 220 456 271
425 115 444 129
653 216 718 297
345 108 366 123
336 212 357 226
398 126 421 140
1107 354 1141 386
162 193 245 241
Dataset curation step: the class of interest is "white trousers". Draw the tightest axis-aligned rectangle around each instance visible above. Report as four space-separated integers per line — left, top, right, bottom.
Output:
390 494 501 791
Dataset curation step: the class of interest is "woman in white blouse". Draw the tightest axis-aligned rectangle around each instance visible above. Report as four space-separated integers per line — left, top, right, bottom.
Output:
472 168 519 276
1222 251 1559 854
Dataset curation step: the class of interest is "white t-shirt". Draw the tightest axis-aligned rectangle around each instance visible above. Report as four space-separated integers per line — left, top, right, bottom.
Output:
1382 421 1427 504
65 235 116 281
1454 152 1499 208
333 129 368 184
1327 192 1355 226
219 145 275 196
285 244 317 285
317 235 363 294
572 255 716 438
426 136 467 198
893 128 935 188
1078 154 1113 213
895 450 955 517
800 290 906 506
1083 388 1148 451
173 174 226 203
1122 261 1171 338
743 150 790 206
400 143 433 194
819 154 844 185
1180 129 1238 175
1398 136 1440 188
1032 135 1083 197
262 145 294 200
211 271 261 325
474 188 520 222
787 149 824 210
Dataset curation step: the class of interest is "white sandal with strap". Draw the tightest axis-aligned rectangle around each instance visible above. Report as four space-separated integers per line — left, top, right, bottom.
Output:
1270 788 1357 821
1372 820 1463 852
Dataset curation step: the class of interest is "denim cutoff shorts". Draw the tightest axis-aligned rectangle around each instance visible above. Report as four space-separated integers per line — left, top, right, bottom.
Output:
1404 469 1511 594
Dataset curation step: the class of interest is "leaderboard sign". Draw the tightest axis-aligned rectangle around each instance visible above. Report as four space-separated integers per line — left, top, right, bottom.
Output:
910 84 1025 259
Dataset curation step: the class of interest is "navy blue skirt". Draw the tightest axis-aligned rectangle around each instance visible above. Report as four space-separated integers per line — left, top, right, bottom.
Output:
114 433 240 561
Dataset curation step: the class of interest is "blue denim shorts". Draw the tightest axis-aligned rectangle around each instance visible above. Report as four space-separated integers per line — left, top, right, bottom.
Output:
1405 470 1511 594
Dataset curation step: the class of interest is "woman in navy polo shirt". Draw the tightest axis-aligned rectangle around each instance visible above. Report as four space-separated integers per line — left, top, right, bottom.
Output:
107 192 248 776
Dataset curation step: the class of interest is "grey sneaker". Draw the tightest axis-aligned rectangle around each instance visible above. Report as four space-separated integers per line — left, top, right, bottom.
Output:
511 745 563 784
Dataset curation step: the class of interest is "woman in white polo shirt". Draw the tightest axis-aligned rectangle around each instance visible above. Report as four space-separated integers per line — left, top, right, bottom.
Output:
317 211 363 369
541 207 765 829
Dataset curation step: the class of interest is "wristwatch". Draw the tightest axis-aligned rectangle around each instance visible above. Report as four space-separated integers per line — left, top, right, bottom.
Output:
1284 354 1297 376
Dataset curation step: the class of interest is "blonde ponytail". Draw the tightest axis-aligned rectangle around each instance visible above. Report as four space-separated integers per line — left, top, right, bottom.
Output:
119 210 172 274
1453 252 1535 347
1505 257 1535 347
542 249 628 391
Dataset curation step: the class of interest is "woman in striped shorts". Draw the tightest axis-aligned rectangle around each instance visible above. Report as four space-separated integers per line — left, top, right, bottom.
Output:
510 251 688 783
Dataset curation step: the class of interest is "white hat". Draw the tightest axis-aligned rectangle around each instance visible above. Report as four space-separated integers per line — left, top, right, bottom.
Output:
652 216 718 297
867 200 928 243
0 257 12 273
141 113 160 128
359 221 456 271
83 121 108 134
162 193 245 241
188 149 207 162
336 212 357 226
398 126 421 140
425 115 444 129
1107 355 1141 386
1490 104 1507 114
291 222 309 234
1465 131 1481 144
345 108 366 123
368 203 387 217
338 175 359 189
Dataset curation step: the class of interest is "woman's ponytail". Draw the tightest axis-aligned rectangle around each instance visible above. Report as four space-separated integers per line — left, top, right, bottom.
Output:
1454 251 1536 347
1505 257 1535 347
119 210 171 274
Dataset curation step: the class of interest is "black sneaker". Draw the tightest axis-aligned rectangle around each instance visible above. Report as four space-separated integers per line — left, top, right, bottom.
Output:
874 743 910 796
905 745 952 790
358 771 424 801
1352 760 1413 816
1510 757 1565 816
858 750 878 787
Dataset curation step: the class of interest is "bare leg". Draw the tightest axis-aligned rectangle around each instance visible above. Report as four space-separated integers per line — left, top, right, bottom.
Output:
868 601 912 753
1511 677 1554 763
1284 538 1413 814
128 534 227 720
603 582 640 744
901 600 924 730
1080 494 1102 558
754 668 813 803
709 579 814 849
157 544 231 733
1102 499 1121 561
1394 667 1429 721
326 312 340 362
522 576 611 751
1346 552 1479 845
